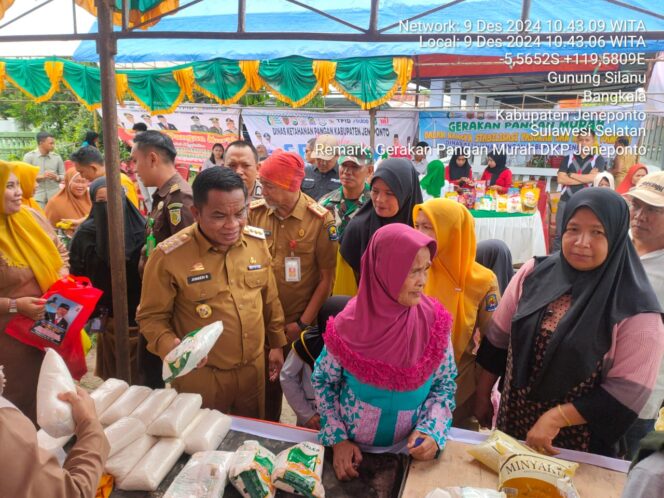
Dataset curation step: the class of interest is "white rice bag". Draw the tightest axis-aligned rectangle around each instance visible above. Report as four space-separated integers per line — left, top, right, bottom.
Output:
90 378 128 416
104 417 147 458
148 392 202 437
37 429 70 467
425 489 506 498
36 349 76 438
117 438 185 491
272 441 325 497
229 440 277 498
105 434 158 481
129 388 177 426
182 409 231 454
100 385 151 426
164 451 234 498
163 321 223 382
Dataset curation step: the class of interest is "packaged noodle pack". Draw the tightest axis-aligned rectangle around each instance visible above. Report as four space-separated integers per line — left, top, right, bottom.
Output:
475 180 487 198
163 321 223 383
272 442 325 498
499 452 579 498
496 195 508 213
229 440 277 498
520 186 540 214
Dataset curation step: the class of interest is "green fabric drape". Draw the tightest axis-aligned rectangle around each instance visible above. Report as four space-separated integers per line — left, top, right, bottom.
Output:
258 56 319 107
62 61 102 110
4 59 57 101
333 57 400 109
121 67 185 113
193 58 248 105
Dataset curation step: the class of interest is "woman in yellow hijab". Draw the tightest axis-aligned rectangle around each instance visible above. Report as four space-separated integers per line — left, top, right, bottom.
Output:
13 161 45 214
413 198 501 429
0 160 68 424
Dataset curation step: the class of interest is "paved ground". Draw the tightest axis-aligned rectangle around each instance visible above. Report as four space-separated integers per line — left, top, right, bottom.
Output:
79 336 297 425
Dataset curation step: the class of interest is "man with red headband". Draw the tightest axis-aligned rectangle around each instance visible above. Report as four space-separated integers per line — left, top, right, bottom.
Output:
249 150 338 422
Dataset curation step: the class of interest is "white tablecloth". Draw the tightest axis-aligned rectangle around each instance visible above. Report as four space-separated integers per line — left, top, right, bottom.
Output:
473 212 547 264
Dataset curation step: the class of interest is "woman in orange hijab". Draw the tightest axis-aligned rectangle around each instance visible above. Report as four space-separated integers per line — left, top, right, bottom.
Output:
13 162 44 214
414 198 501 429
45 169 91 234
616 163 648 194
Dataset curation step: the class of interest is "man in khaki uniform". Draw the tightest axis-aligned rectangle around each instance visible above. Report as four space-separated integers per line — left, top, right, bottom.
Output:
23 131 65 208
131 130 195 387
248 151 338 421
224 140 263 201
137 168 286 418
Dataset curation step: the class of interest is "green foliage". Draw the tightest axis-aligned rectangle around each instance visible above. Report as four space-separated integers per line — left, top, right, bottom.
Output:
0 88 96 158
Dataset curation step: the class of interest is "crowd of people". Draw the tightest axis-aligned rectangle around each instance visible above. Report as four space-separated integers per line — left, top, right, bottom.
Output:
1 126 663 496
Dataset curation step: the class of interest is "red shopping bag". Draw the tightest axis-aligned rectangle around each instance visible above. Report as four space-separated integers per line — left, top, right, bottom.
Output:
5 276 103 379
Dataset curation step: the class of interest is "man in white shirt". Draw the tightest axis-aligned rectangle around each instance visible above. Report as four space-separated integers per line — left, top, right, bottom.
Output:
22 131 65 208
411 141 431 175
624 171 664 457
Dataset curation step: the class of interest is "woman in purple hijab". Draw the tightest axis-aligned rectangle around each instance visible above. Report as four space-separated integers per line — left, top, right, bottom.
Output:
312 223 456 481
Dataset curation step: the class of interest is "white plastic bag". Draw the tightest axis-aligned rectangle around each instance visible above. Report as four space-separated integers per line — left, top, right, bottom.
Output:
182 409 231 454
425 489 506 498
229 440 277 498
164 451 234 498
90 378 128 416
130 388 177 427
104 417 147 458
36 349 76 438
105 434 158 481
117 438 185 491
163 321 223 382
272 442 325 497
99 385 151 426
148 392 202 437
37 429 70 467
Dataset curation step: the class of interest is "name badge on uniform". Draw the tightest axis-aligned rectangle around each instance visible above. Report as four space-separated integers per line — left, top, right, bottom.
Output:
285 257 301 282
187 273 212 284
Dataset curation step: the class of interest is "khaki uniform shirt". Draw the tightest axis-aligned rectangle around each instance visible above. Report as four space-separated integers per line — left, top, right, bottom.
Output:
249 179 263 202
148 173 195 244
248 192 338 322
23 149 65 206
136 223 287 369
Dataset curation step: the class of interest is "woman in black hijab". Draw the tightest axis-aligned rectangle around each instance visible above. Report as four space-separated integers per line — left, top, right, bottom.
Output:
446 150 473 184
69 177 145 380
474 188 663 456
340 158 423 276
480 151 512 193
476 239 514 295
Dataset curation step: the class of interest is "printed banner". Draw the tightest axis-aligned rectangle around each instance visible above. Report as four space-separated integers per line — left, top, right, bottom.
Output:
241 109 418 158
419 105 646 157
113 102 241 166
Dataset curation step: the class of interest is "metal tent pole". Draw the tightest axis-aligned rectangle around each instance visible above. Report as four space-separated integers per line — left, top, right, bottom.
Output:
96 0 131 382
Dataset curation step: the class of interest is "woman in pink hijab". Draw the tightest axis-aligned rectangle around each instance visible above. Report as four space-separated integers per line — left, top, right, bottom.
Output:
312 223 456 481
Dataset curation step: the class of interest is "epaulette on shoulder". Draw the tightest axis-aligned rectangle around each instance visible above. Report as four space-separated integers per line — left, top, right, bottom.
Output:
249 199 266 210
157 232 190 254
307 201 328 218
243 225 266 240
169 182 181 193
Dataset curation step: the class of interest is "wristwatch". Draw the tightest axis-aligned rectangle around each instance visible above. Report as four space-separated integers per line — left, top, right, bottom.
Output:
296 318 309 331
8 299 17 314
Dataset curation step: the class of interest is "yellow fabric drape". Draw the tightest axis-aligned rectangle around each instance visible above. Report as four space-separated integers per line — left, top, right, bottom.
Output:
313 60 337 96
13 162 44 214
332 251 358 297
413 199 495 362
239 60 263 92
115 73 129 103
39 60 64 104
75 0 179 30
393 57 413 95
120 173 139 209
0 0 15 22
0 61 6 94
173 66 195 101
0 161 63 293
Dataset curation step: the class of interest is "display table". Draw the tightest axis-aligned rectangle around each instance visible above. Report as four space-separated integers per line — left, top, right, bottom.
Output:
110 417 407 498
470 210 547 264
402 429 628 498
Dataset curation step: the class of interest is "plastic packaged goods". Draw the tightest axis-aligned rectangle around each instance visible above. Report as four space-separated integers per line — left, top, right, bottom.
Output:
182 409 232 454
129 388 177 427
228 440 277 498
148 392 202 437
498 452 580 498
104 417 147 458
507 193 522 214
117 438 185 491
655 407 664 431
90 378 128 416
445 192 459 203
425 488 507 498
36 349 76 438
164 451 234 498
467 431 538 473
105 434 158 482
475 180 487 198
99 385 151 426
496 195 509 213
272 442 325 497
163 321 223 383
520 186 540 214
36 429 69 466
